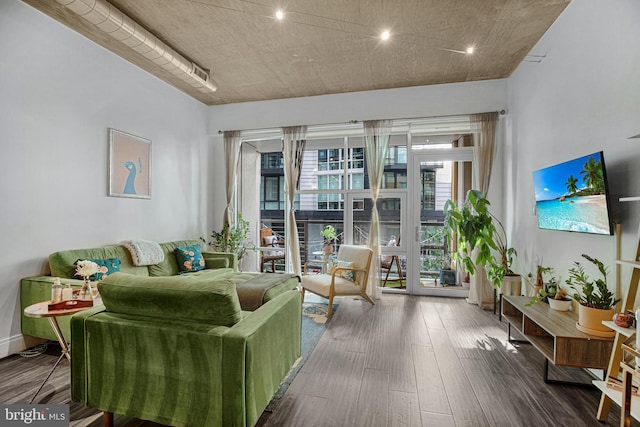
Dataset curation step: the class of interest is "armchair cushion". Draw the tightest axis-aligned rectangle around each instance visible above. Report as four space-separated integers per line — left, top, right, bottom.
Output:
300 274 361 297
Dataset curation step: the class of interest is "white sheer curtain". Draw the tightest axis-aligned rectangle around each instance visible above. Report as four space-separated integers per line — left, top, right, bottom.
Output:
223 131 242 225
364 120 392 300
468 112 499 309
282 126 307 275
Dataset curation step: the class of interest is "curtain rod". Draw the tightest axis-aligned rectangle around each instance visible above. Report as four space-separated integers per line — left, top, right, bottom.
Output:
216 109 506 135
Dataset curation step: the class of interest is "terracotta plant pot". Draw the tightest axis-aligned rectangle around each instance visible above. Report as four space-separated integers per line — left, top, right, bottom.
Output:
548 298 572 311
576 304 615 337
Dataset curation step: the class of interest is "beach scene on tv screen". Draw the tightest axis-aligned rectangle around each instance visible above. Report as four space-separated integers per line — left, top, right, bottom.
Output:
533 152 611 234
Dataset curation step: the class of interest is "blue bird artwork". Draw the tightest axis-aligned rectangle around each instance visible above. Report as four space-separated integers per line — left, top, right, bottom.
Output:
122 156 142 195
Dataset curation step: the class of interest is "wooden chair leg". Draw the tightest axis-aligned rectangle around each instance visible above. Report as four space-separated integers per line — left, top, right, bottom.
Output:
327 294 334 317
104 412 114 427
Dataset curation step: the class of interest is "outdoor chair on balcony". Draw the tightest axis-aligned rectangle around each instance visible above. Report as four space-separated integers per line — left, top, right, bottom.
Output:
260 227 285 272
300 244 374 317
381 236 405 288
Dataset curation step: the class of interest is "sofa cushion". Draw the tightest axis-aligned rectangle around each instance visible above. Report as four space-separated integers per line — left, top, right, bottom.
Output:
174 244 206 274
148 240 201 276
50 245 147 278
98 272 243 326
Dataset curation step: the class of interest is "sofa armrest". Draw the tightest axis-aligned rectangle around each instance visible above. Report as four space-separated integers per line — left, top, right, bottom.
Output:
202 251 238 271
70 306 106 404
222 289 302 427
21 275 85 341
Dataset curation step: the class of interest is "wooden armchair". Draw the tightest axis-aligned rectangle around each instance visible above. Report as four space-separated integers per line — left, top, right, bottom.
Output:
300 245 374 317
381 236 404 288
260 227 285 272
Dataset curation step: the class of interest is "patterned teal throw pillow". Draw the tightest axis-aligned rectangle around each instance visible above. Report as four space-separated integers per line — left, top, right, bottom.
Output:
74 258 121 281
174 244 206 273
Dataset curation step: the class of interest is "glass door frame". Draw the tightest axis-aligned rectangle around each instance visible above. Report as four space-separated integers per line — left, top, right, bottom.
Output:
345 189 408 292
408 147 473 296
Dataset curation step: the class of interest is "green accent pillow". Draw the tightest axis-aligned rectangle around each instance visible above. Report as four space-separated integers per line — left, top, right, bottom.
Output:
174 245 206 273
74 258 121 281
329 260 357 283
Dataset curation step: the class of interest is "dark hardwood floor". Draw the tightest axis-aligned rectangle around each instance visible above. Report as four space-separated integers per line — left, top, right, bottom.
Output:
1 294 635 426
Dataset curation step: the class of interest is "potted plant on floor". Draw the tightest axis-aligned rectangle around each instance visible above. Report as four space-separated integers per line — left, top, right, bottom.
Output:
443 189 519 290
568 254 619 337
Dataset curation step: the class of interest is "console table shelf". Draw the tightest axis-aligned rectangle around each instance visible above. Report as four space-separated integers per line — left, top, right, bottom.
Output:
502 296 613 370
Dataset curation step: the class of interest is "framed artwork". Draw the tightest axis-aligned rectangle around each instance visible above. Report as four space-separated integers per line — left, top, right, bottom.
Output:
109 129 151 199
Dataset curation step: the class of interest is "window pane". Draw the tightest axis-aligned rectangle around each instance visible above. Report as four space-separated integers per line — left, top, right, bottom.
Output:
350 173 364 190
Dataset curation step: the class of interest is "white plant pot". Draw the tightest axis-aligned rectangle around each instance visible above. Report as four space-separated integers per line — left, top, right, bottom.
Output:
500 275 522 296
548 298 572 311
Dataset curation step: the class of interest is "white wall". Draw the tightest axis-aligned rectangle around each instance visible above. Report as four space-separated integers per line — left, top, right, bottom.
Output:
207 79 509 223
0 0 210 356
506 0 640 297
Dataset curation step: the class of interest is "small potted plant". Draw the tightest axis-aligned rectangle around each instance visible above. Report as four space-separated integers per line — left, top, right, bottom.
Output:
568 254 619 336
526 266 569 309
547 286 573 311
320 225 338 255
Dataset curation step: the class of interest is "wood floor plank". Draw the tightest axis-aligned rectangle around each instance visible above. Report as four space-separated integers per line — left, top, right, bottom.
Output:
428 328 489 427
353 368 390 427
389 391 421 427
412 344 451 415
420 411 456 427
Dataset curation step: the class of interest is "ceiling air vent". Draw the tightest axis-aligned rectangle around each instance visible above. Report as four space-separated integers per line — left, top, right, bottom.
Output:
55 0 217 93
191 64 210 83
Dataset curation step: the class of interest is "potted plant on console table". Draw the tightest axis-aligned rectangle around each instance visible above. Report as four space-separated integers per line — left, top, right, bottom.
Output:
568 254 619 337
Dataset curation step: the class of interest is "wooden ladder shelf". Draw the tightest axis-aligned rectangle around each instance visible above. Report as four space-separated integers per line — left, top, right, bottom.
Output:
596 213 640 422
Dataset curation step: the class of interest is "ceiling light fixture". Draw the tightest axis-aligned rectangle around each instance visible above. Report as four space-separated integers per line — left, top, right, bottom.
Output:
381 30 390 41
466 46 474 54
55 0 217 93
275 10 284 20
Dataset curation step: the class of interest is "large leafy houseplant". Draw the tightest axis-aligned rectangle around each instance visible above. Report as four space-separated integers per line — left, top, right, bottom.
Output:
443 189 517 288
567 254 618 309
201 214 254 262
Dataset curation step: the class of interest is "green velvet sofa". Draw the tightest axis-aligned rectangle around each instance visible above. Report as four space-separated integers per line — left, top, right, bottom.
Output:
20 239 297 341
72 273 301 427
21 239 302 426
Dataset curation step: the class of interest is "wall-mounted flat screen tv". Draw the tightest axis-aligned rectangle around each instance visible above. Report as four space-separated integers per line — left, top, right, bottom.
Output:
532 151 613 235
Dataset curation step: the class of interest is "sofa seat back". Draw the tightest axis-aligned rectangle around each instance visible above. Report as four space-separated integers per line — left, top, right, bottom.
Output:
99 272 243 326
148 239 201 276
49 245 147 278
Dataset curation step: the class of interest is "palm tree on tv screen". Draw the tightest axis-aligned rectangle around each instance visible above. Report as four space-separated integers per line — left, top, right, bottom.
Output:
580 157 604 193
565 174 578 195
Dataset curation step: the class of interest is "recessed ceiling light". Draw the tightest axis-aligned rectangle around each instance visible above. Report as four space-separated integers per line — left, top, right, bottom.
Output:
275 10 284 20
466 46 474 54
381 30 390 41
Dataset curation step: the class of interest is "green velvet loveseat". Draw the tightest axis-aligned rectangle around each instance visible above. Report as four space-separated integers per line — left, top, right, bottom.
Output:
71 273 301 427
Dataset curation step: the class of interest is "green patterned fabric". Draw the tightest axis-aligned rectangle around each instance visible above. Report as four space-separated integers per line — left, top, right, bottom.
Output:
71 289 302 427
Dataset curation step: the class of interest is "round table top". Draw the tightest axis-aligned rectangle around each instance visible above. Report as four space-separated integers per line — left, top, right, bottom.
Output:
24 300 96 318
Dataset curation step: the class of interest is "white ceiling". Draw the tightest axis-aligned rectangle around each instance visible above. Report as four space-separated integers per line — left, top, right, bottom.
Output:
24 0 570 105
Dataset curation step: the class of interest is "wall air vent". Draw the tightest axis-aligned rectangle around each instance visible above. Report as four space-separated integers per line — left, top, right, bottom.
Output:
55 0 217 93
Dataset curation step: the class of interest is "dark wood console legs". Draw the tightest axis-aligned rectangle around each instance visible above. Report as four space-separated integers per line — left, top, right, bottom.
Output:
104 411 114 427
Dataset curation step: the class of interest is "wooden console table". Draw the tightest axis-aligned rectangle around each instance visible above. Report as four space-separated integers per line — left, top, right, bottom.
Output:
501 296 613 385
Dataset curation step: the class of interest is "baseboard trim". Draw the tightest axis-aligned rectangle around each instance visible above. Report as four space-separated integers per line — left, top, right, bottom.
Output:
0 334 44 358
